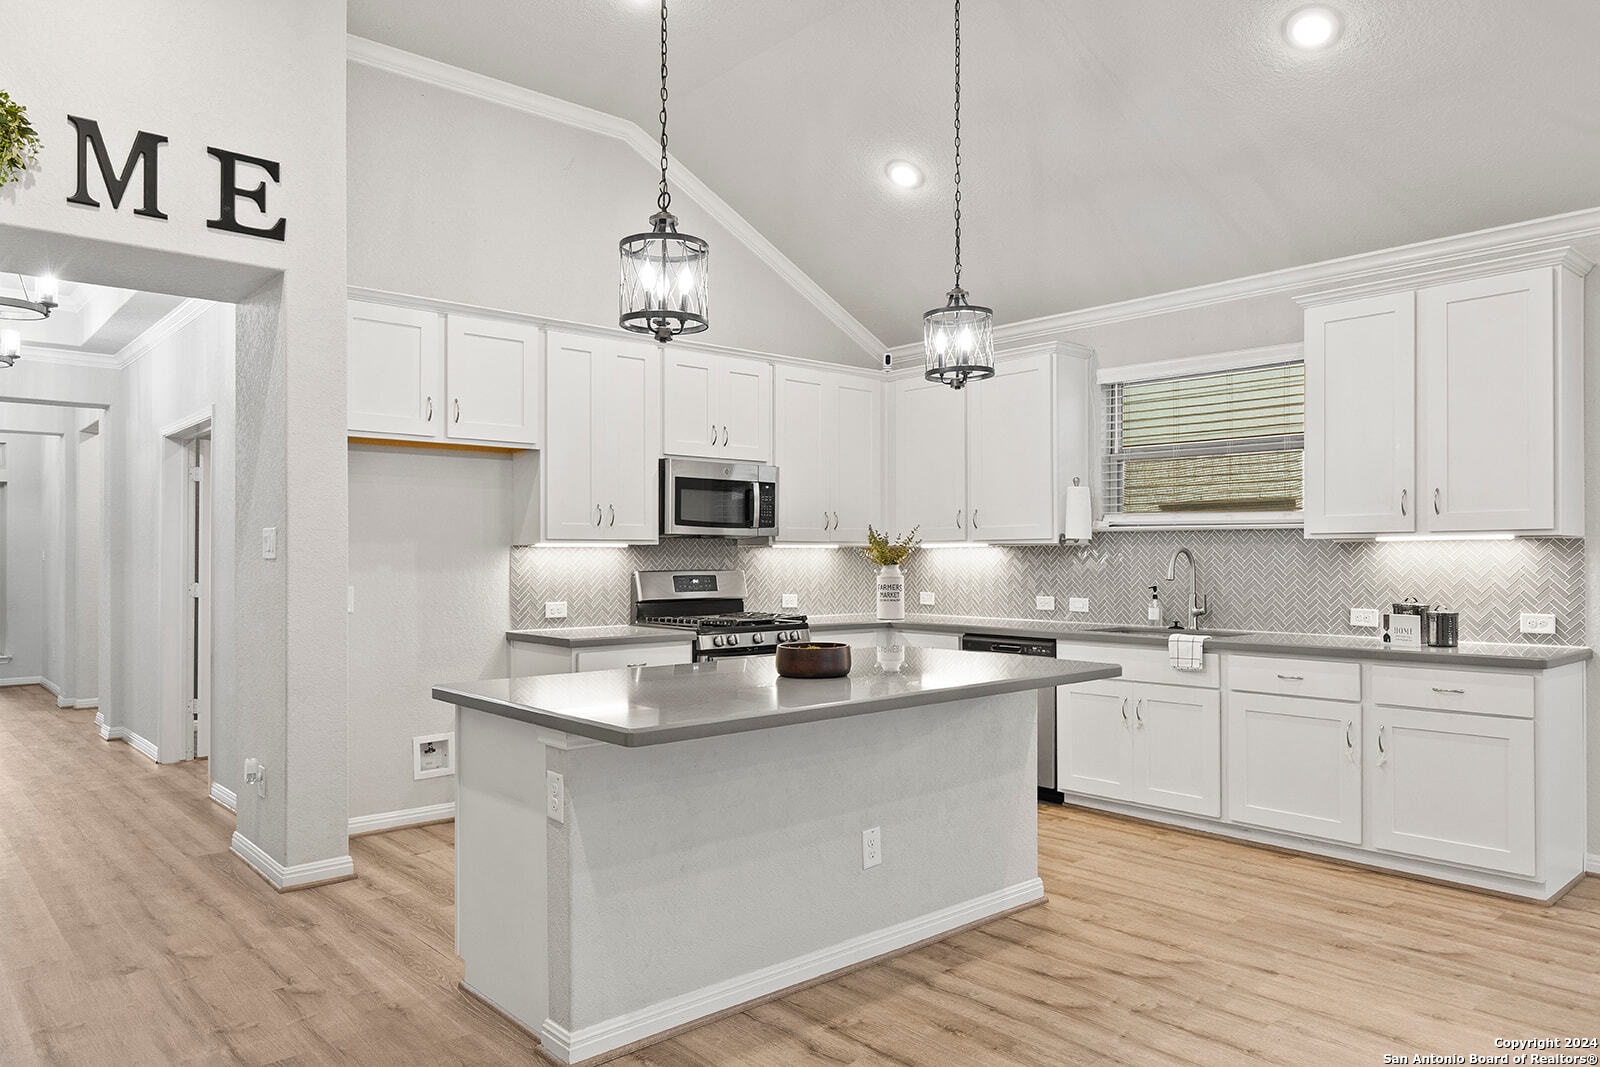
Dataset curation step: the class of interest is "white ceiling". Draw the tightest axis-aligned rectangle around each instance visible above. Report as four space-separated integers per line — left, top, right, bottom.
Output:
0 275 185 358
349 0 1600 348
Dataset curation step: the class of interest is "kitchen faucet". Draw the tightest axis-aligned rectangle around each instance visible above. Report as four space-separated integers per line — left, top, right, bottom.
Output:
1165 547 1209 630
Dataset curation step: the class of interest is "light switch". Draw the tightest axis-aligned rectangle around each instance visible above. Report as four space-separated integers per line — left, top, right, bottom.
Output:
1035 595 1056 612
261 526 278 560
1068 597 1089 614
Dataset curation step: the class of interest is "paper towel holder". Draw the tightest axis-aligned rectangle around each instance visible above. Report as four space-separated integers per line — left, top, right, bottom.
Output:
1059 478 1092 547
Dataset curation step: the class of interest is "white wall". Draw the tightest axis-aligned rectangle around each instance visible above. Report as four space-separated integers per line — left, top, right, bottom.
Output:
0 435 46 682
346 62 869 366
74 419 102 705
39 433 67 694
347 445 511 821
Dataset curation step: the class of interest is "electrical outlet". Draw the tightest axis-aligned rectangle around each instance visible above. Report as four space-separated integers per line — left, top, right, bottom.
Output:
1035 595 1056 612
1350 607 1381 628
1520 612 1557 635
781 593 799 609
919 590 936 606
546 770 565 823
261 526 277 561
862 826 882 870
1068 597 1090 614
545 600 568 619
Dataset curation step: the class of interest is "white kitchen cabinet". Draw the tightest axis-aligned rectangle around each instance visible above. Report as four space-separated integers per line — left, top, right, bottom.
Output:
1368 704 1536 876
543 330 661 543
446 314 543 447
773 366 883 543
1299 254 1586 538
348 301 444 438
662 350 771 462
1058 678 1219 817
1302 292 1416 536
509 638 693 677
891 629 961 650
891 345 1093 544
1058 680 1135 802
1227 692 1362 844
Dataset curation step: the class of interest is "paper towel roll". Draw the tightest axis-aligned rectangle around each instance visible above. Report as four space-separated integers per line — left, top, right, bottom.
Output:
1063 484 1093 543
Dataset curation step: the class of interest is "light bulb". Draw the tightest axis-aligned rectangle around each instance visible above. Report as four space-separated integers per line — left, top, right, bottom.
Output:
36 275 59 305
677 266 695 296
0 329 20 361
956 327 974 353
1285 7 1340 50
885 160 923 189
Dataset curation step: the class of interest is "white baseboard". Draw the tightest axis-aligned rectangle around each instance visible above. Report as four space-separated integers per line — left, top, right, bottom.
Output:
68 697 98 709
537 878 1045 1064
98 722 160 762
230 831 355 891
349 801 456 836
210 781 237 812
0 676 44 687
94 710 105 728
38 677 62 700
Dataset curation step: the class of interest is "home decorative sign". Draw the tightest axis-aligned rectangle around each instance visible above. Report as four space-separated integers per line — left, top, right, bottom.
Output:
65 115 286 241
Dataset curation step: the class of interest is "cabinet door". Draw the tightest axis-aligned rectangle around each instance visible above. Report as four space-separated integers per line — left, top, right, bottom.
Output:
1368 706 1536 876
1303 293 1416 535
1227 693 1361 843
773 368 833 542
717 357 772 462
1131 684 1221 817
574 643 693 672
661 351 720 459
1058 680 1134 802
1420 269 1555 532
891 377 967 541
594 342 661 542
544 333 600 540
446 315 542 446
967 351 1056 542
348 302 444 438
831 376 883 543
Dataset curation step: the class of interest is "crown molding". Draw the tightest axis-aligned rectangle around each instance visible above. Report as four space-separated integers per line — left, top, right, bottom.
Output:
9 345 119 370
882 337 1095 381
113 298 215 371
1096 342 1304 385
345 35 886 364
1295 245 1596 306
885 205 1600 360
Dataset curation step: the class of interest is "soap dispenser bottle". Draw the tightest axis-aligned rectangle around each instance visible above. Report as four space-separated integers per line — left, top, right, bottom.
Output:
1146 585 1162 625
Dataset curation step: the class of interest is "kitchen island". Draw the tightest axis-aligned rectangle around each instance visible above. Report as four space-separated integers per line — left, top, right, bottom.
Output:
433 647 1119 1065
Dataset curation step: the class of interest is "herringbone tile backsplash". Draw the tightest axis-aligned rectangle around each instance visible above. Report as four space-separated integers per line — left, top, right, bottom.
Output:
511 530 1585 645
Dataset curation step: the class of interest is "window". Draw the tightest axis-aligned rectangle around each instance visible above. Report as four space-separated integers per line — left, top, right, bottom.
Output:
1101 360 1305 525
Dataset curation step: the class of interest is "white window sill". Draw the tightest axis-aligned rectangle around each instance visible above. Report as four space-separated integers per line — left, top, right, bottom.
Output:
1098 511 1304 532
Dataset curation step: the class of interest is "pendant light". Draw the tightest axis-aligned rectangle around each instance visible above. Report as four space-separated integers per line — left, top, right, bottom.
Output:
619 0 709 343
923 0 994 389
0 273 58 321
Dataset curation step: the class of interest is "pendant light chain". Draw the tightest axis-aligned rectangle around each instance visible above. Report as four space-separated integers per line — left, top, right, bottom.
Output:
951 0 963 293
657 0 672 213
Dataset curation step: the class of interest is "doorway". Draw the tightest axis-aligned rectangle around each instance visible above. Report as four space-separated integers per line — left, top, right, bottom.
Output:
161 411 212 764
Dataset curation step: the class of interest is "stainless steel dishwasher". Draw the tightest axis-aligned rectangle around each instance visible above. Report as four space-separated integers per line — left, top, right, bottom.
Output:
960 632 1063 804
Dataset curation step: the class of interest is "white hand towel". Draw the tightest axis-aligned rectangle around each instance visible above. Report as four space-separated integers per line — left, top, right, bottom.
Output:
1168 632 1208 672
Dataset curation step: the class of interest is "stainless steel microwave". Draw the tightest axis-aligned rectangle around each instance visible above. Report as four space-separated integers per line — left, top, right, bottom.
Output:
660 457 778 538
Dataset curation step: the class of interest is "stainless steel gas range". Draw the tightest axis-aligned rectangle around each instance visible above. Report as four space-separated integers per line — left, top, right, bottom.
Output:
633 569 809 661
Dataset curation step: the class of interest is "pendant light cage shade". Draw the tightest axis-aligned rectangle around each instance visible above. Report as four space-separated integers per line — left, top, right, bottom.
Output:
923 290 994 389
619 212 709 343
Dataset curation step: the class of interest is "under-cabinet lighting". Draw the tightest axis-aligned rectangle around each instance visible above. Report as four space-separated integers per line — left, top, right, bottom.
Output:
921 542 993 549
769 543 844 549
527 542 627 549
1373 533 1516 543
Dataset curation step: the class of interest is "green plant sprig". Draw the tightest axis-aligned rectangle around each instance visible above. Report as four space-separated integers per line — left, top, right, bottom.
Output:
863 525 921 567
0 91 41 189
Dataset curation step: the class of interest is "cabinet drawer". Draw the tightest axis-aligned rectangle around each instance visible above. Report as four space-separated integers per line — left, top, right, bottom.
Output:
1228 655 1360 702
1369 666 1534 719
574 643 692 672
1057 641 1220 689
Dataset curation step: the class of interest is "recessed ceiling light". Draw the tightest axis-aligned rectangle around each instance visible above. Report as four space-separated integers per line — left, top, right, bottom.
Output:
1284 6 1341 50
885 160 923 189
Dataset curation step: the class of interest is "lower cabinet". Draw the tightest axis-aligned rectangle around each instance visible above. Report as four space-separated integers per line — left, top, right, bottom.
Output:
1058 680 1221 817
1366 704 1536 877
509 639 693 677
1227 693 1362 844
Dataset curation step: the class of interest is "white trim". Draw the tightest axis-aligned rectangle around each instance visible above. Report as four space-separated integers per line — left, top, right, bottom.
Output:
348 802 456 836
67 697 98 709
536 878 1045 1064
38 676 62 700
209 781 237 812
1096 343 1304 385
884 205 1600 359
1296 245 1595 306
100 724 159 762
0 676 43 687
345 36 886 363
94 710 105 728
12 347 121 370
883 337 1094 380
114 299 215 370
1096 513 1304 532
230 831 356 891
1587 853 1600 875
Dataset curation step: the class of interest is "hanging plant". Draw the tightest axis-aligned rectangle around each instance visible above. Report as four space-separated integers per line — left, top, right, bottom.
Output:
0 91 41 189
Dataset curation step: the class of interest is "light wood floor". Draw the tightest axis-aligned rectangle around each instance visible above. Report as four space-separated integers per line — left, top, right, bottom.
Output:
2 684 1596 1066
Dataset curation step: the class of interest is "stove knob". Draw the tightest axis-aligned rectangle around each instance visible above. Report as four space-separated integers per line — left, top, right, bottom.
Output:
753 633 764 645
712 635 725 648
783 631 796 642
727 633 740 646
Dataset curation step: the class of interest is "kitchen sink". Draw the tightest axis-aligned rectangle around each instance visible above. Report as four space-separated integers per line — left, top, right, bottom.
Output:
1083 625 1254 639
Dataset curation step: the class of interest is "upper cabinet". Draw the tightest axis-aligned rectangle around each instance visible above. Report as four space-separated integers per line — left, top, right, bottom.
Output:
773 365 883 543
890 345 1093 544
1300 254 1588 538
662 351 772 462
348 301 543 449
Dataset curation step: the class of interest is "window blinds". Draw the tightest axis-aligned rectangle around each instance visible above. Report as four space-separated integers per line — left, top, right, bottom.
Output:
1102 361 1305 516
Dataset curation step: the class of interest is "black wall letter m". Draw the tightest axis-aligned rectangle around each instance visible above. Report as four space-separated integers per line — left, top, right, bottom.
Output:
66 116 168 219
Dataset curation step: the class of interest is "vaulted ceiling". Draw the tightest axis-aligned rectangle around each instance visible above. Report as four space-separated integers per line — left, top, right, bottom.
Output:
348 0 1600 348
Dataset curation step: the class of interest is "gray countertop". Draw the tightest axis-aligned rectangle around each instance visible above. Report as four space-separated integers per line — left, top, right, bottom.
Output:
804 614 1592 669
507 625 693 648
436 647 1121 747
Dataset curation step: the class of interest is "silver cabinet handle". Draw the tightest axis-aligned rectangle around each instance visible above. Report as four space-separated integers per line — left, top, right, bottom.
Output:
1400 488 1407 516
594 504 602 526
425 396 433 422
1433 487 1441 515
453 398 461 423
972 509 979 530
1134 699 1144 726
1276 673 1304 681
626 662 646 668
1120 698 1129 724
956 509 963 530
1431 686 1465 695
608 504 616 527
710 424 717 445
1377 724 1386 755
721 425 729 446
1345 721 1354 750
832 511 839 529
823 512 831 531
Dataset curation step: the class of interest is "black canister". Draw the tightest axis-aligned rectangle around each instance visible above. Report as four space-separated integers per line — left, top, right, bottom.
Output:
1426 610 1460 648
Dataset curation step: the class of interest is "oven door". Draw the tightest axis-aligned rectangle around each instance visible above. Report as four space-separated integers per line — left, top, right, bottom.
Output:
661 458 778 537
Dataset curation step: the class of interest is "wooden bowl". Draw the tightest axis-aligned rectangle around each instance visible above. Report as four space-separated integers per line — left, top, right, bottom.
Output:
775 641 852 679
